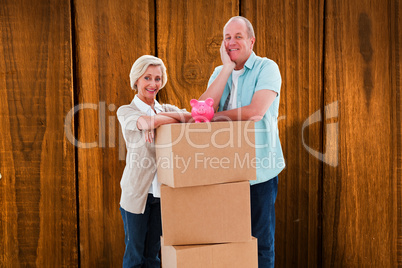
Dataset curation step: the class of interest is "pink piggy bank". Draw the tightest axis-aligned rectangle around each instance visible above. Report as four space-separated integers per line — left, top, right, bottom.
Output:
190 98 214 123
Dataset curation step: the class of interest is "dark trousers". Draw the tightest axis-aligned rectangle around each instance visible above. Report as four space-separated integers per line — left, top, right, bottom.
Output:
120 194 162 268
250 176 278 268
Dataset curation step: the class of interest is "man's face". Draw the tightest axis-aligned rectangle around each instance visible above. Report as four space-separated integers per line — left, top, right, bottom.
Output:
223 20 255 70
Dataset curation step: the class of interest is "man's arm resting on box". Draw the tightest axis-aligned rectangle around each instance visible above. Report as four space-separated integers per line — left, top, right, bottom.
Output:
212 89 277 122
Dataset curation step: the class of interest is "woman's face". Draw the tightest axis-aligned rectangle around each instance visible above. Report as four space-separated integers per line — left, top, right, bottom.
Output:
136 65 162 104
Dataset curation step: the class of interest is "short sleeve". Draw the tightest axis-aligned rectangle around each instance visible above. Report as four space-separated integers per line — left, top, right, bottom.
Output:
255 60 282 95
117 105 144 132
207 66 223 88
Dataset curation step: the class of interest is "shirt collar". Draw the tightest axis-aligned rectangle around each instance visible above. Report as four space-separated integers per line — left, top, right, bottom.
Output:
132 95 163 114
244 51 257 70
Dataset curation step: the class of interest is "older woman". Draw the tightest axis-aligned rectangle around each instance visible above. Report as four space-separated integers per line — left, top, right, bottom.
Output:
117 55 191 268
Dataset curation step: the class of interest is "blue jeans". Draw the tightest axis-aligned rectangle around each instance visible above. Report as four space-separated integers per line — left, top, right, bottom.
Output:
250 176 278 268
120 194 162 268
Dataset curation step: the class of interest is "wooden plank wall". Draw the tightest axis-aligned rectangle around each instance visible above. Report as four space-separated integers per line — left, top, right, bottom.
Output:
0 0 78 267
73 0 155 266
242 1 325 266
0 0 400 267
323 0 401 266
156 0 238 110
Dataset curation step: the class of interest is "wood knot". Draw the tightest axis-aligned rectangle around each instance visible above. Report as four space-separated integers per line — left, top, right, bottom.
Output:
206 35 222 56
182 62 207 85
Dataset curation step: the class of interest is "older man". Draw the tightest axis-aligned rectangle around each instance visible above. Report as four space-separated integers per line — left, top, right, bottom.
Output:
200 16 285 268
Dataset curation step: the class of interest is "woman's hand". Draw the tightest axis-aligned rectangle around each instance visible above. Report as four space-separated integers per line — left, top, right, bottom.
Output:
220 41 236 69
144 129 154 143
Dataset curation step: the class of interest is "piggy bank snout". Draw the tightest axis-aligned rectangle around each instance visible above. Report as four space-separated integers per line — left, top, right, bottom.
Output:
195 106 206 114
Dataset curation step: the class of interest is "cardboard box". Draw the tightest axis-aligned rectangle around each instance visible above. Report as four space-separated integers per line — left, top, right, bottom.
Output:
155 121 256 188
161 181 252 246
161 237 258 268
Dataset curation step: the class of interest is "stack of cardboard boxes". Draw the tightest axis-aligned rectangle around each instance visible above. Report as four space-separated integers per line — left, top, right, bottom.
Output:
155 121 258 267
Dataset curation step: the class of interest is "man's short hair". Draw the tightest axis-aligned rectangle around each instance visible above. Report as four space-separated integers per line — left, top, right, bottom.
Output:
223 16 255 39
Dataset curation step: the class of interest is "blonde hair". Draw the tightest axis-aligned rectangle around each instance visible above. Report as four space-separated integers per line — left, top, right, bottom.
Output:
223 16 255 39
129 55 168 91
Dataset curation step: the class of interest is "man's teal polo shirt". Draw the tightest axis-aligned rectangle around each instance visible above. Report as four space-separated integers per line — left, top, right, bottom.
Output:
208 52 285 185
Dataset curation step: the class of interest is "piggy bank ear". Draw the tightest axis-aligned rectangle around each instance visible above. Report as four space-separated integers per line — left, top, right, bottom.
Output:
190 99 199 107
205 98 214 107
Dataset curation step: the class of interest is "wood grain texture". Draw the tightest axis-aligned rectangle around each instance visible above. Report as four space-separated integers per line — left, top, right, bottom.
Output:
243 0 324 267
73 0 155 266
1 0 400 266
323 0 400 266
390 1 402 265
156 0 239 111
0 0 78 267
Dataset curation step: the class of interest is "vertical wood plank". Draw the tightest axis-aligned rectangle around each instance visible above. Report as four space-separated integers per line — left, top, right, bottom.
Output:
156 0 239 110
242 0 324 267
73 0 155 266
323 0 399 266
0 0 78 267
390 1 402 265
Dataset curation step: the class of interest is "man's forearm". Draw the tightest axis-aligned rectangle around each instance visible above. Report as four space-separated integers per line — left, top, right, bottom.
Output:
200 41 236 110
213 89 277 122
199 65 234 110
212 105 264 122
